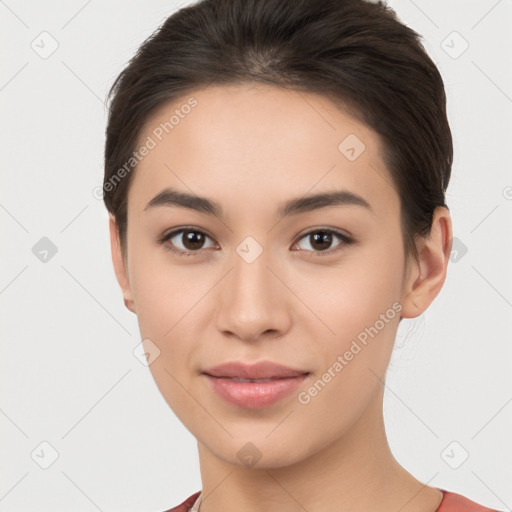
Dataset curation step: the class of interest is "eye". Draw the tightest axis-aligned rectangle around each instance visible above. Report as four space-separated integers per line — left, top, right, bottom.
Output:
292 228 353 256
158 226 354 258
158 227 217 257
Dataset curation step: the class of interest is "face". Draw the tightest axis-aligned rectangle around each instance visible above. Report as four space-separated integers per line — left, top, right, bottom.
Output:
109 83 441 468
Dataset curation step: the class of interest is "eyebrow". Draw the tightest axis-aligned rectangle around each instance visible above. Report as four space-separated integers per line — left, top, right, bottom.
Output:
143 186 372 219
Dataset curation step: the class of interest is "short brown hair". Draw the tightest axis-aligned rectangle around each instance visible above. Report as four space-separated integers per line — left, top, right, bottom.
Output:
103 0 453 265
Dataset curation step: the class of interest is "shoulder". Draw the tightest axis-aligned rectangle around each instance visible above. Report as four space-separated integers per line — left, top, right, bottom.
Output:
162 490 201 512
161 489 504 512
437 490 503 512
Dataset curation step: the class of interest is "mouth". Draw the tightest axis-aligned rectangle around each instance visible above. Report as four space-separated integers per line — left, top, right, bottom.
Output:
202 360 310 380
202 372 310 409
204 375 308 382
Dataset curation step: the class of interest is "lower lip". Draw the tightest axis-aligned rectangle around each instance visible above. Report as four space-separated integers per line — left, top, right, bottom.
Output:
203 374 309 409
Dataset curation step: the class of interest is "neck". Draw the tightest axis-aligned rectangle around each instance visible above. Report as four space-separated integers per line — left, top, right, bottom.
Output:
196 385 443 512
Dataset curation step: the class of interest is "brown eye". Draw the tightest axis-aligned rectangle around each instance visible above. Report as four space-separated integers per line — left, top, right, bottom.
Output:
159 228 216 256
309 231 333 251
294 229 353 255
180 229 207 250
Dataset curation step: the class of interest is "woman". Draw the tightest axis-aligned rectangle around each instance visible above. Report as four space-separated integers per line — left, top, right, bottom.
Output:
103 0 502 510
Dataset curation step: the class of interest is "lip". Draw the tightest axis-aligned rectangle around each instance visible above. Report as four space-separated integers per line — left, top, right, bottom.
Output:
202 360 309 379
203 374 309 409
202 361 310 409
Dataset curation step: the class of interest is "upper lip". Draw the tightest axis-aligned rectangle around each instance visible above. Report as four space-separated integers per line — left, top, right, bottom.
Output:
203 361 310 379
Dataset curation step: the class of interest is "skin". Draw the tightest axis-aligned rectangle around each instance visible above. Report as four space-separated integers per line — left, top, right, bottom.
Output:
109 83 453 512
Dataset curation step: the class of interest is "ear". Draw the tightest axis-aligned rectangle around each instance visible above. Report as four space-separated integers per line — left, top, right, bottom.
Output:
109 214 136 314
400 206 453 319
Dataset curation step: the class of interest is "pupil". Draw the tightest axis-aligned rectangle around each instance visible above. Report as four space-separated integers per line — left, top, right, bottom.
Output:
179 230 333 252
311 231 331 251
184 230 204 250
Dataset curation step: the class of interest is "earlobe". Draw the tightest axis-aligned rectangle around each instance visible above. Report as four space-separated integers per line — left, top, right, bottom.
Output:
108 214 136 314
400 207 453 319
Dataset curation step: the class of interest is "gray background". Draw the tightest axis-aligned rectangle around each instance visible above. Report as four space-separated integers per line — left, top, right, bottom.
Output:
1 0 511 511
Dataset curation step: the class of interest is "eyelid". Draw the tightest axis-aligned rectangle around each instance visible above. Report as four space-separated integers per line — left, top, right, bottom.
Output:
157 226 218 256
292 227 353 256
295 226 352 242
158 225 214 243
158 226 354 257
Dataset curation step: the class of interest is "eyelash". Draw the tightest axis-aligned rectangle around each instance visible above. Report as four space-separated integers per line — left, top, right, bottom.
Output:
157 226 354 258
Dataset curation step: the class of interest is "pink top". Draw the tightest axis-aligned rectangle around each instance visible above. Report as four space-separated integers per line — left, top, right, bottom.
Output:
163 488 502 512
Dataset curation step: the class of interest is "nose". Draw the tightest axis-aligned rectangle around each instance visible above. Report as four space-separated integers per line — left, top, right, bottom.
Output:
214 248 292 342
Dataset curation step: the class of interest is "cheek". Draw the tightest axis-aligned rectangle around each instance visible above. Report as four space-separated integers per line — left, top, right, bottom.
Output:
129 256 216 381
298 250 402 338
295 243 404 384
293 266 401 435
128 242 201 334
130 262 209 414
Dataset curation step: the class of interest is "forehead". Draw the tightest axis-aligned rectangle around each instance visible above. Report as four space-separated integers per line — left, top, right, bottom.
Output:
128 84 399 219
